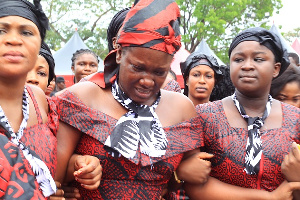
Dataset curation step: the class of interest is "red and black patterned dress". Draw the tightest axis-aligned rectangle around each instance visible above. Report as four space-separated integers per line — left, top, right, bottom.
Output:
0 87 58 180
162 79 182 93
0 134 45 199
57 90 202 199
196 100 300 191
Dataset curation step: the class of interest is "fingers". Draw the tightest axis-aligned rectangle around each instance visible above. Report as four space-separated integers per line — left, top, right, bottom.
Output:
62 186 81 199
74 155 87 171
73 155 102 190
288 181 300 191
195 152 214 160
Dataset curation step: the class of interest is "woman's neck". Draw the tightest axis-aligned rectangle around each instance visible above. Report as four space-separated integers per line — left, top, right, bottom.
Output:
235 90 270 117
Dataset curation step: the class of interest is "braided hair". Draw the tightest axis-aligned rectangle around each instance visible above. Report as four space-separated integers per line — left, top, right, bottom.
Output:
107 7 130 52
71 49 99 66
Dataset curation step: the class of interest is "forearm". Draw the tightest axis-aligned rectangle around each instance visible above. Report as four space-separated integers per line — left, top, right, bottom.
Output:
185 176 271 200
64 154 81 183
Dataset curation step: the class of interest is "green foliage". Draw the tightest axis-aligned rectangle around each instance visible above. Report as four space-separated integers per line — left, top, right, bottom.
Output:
176 0 282 64
44 0 282 64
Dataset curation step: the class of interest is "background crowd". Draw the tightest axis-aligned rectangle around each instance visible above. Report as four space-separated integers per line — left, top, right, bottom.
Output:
0 0 299 200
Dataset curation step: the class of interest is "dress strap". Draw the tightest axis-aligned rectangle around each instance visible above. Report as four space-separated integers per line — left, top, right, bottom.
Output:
26 86 43 124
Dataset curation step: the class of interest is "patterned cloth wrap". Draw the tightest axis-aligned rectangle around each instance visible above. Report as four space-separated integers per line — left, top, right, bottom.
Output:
196 101 300 191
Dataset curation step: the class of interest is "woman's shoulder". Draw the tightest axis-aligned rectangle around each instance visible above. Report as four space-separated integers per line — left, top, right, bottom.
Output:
160 90 196 123
27 84 48 113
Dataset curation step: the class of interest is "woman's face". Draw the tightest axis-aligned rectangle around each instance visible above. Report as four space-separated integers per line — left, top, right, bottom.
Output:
26 55 49 91
187 65 216 104
230 41 281 97
275 81 300 108
71 53 98 83
0 16 41 80
45 78 55 96
116 47 173 105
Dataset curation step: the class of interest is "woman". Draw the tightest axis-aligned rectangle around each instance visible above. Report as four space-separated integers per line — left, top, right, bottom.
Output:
55 0 211 199
180 53 223 105
183 27 300 199
0 0 100 198
26 41 55 93
0 0 57 197
71 49 99 84
270 65 300 108
107 5 182 93
46 76 56 96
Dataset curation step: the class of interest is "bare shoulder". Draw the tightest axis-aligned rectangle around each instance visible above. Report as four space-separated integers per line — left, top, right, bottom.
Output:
158 90 196 126
59 81 107 109
27 84 48 113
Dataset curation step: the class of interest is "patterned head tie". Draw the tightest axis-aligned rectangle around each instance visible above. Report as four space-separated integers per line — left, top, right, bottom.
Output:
180 53 223 96
102 0 182 88
228 27 290 77
0 0 49 41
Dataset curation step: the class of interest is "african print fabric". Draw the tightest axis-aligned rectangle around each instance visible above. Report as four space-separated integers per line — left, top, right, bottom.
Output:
57 89 203 199
0 87 56 197
231 93 272 175
196 100 300 191
105 80 168 160
0 134 45 199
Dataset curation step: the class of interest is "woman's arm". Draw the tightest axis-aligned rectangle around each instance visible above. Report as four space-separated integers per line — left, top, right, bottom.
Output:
185 176 300 200
281 142 300 200
55 121 82 183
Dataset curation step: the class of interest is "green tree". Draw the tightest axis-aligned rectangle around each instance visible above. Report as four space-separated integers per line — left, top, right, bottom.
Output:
282 27 300 44
43 0 282 63
176 0 282 64
43 0 133 59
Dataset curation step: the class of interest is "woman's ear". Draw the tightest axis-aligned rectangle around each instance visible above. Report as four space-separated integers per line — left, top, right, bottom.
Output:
112 37 117 50
71 66 75 74
116 45 122 64
273 62 281 78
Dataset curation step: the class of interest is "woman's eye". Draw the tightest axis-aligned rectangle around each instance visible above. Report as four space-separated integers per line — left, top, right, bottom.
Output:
254 57 264 62
132 64 143 71
37 71 47 77
206 74 213 78
234 58 243 62
22 30 33 36
154 71 165 76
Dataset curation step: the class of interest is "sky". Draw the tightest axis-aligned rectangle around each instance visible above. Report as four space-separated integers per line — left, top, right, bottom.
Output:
270 0 300 33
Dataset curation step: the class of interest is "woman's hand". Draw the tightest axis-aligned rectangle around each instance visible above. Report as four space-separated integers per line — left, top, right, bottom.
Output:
269 180 300 200
73 155 102 190
281 142 300 182
49 181 65 200
177 152 213 184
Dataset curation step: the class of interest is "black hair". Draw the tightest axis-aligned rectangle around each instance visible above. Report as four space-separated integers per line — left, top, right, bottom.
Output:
107 7 130 52
288 52 299 65
270 65 300 98
71 49 99 66
209 65 235 101
168 69 177 81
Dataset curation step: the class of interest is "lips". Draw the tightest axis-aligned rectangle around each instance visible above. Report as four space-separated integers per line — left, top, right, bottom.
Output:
195 86 207 93
3 51 24 63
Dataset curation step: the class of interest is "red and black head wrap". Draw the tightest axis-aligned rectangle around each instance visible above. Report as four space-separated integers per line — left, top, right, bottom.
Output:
93 0 181 88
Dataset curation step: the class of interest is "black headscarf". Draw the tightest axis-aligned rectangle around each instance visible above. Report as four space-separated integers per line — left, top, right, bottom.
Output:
0 0 49 41
180 52 223 96
39 42 55 85
228 27 290 77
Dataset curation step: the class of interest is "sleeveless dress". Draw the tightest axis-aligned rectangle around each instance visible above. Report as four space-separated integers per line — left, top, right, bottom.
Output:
196 100 300 191
57 88 202 199
0 87 58 178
